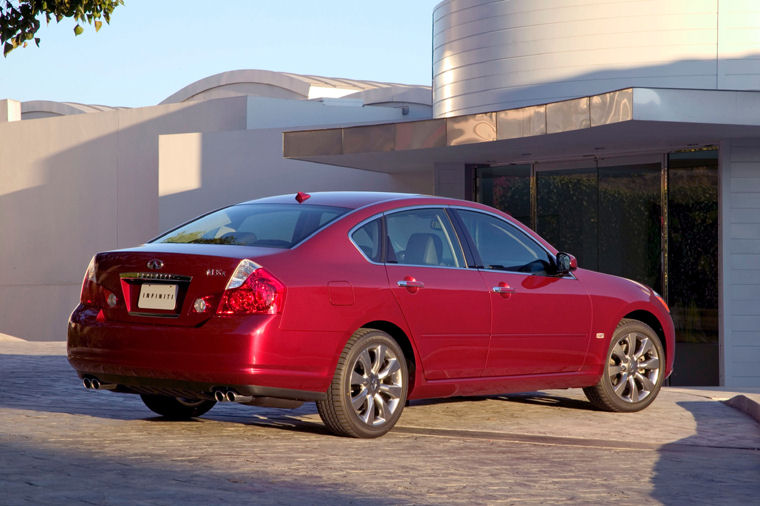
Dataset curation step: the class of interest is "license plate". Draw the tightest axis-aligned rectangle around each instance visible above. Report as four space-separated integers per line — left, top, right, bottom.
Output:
138 284 178 310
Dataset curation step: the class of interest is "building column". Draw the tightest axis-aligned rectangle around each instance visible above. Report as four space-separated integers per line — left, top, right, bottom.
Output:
0 99 21 122
434 162 466 199
719 139 760 387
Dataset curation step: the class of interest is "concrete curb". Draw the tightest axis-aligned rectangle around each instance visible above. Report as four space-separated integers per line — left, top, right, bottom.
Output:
723 395 760 424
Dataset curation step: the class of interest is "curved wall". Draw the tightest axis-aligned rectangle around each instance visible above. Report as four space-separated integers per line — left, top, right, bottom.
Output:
433 0 760 117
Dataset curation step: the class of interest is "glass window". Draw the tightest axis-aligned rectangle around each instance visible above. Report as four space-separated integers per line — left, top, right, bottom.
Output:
456 210 553 274
351 218 383 263
537 167 598 270
385 209 464 267
475 164 531 226
154 204 349 249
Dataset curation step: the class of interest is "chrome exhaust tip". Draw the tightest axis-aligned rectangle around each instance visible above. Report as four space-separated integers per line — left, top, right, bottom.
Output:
82 377 93 389
214 390 228 402
226 391 254 403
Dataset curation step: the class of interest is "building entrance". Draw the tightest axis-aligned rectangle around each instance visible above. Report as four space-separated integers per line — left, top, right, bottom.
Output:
474 150 719 385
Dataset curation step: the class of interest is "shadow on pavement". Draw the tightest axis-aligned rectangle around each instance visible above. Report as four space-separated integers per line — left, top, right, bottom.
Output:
0 439 396 504
651 401 760 504
410 391 597 411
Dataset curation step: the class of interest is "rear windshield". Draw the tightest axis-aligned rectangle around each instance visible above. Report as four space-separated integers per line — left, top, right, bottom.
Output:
153 204 350 248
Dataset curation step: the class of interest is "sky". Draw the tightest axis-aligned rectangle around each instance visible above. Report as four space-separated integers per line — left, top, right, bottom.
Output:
0 1 442 107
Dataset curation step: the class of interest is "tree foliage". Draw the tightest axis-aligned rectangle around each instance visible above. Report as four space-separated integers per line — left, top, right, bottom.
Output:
1 0 123 56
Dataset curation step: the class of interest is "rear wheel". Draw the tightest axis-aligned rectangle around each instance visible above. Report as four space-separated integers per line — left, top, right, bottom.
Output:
584 319 664 412
317 328 408 438
140 394 216 419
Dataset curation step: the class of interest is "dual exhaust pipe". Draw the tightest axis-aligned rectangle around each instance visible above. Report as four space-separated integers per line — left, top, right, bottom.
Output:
214 389 253 404
82 376 116 391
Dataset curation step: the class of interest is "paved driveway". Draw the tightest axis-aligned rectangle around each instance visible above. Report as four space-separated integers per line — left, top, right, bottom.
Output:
1 340 758 505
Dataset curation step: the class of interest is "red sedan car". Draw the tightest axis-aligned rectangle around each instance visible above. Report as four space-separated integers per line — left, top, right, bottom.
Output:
68 192 675 437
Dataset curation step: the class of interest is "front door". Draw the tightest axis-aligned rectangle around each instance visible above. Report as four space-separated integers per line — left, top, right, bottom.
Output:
384 208 490 380
453 209 592 376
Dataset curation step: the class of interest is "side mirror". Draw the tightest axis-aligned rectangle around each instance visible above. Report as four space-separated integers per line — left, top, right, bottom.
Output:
556 252 578 275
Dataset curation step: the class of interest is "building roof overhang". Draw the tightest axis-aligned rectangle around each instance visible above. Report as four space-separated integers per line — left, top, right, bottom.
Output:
283 88 760 172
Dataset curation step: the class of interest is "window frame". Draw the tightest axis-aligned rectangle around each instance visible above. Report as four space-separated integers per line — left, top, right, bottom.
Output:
448 207 567 278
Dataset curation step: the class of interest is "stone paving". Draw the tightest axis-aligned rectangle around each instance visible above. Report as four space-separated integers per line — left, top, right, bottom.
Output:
1 339 759 505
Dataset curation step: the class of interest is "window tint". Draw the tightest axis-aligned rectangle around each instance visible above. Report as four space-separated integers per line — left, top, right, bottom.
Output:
457 210 553 274
154 204 349 249
385 208 464 267
351 218 383 262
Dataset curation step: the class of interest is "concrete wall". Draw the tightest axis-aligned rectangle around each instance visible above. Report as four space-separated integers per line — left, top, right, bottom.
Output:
0 96 432 341
158 129 433 231
0 97 245 341
720 138 760 387
433 0 760 117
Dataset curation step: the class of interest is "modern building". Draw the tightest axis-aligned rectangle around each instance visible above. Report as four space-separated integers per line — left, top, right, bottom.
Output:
283 0 760 387
2 0 759 387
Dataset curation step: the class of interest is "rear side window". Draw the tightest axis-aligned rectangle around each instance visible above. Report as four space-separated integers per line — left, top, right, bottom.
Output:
386 208 465 268
154 204 349 248
351 218 383 262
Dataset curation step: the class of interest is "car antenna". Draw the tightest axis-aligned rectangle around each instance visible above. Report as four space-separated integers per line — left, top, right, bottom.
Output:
295 192 311 203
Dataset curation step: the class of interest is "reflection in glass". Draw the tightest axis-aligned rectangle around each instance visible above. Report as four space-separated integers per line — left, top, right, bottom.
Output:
668 150 719 385
598 164 661 289
536 168 598 269
475 165 531 226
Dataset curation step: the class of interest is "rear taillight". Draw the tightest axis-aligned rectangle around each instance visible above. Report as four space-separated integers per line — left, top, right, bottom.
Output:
80 256 118 309
217 259 285 315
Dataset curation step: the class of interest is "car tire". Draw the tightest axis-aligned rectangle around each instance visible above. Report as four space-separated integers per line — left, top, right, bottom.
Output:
140 394 216 419
317 328 408 438
583 318 665 412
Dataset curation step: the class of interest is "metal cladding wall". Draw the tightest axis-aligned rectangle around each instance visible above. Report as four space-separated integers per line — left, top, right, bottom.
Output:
433 0 760 117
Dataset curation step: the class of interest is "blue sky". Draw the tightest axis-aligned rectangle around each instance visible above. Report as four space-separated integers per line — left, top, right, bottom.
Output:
0 1 441 107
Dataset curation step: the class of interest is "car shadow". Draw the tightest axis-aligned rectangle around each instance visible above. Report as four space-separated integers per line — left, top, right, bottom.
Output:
409 391 597 411
650 401 760 504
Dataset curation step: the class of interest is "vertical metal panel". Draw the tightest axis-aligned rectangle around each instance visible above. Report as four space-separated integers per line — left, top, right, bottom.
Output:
342 124 395 154
496 105 546 139
433 0 742 118
446 112 496 145
546 97 590 134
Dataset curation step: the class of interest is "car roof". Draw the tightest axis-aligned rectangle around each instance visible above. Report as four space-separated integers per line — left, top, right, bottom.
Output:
239 191 428 209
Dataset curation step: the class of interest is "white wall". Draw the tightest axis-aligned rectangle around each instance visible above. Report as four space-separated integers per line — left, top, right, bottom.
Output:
158 128 433 231
0 96 432 341
433 0 760 117
720 138 760 387
0 98 247 341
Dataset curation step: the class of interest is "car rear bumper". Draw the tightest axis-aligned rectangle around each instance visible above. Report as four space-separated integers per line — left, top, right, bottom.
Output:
67 305 338 397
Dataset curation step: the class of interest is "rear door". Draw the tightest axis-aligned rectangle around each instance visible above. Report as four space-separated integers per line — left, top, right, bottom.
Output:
452 209 593 376
382 208 490 380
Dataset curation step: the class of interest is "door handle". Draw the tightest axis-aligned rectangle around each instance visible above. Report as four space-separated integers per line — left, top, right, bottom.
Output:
492 282 515 298
397 280 425 288
397 276 424 293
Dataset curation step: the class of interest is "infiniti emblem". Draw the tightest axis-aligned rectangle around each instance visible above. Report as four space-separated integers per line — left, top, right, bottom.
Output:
147 259 164 270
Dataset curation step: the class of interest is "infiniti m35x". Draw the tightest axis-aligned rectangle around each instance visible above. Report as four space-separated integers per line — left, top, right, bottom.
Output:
67 192 675 438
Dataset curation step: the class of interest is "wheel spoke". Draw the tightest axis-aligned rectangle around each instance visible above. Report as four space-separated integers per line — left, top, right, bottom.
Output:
614 372 629 396
623 334 636 361
373 393 387 422
357 349 372 374
627 374 639 401
636 372 655 393
351 370 366 387
379 383 402 399
635 337 654 360
371 345 386 374
361 392 375 424
378 357 400 379
608 364 622 377
639 357 660 371
351 388 368 411
610 342 627 363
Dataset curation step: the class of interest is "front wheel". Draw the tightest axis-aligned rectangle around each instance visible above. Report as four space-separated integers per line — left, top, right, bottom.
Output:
140 394 216 419
583 319 665 412
317 328 408 438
